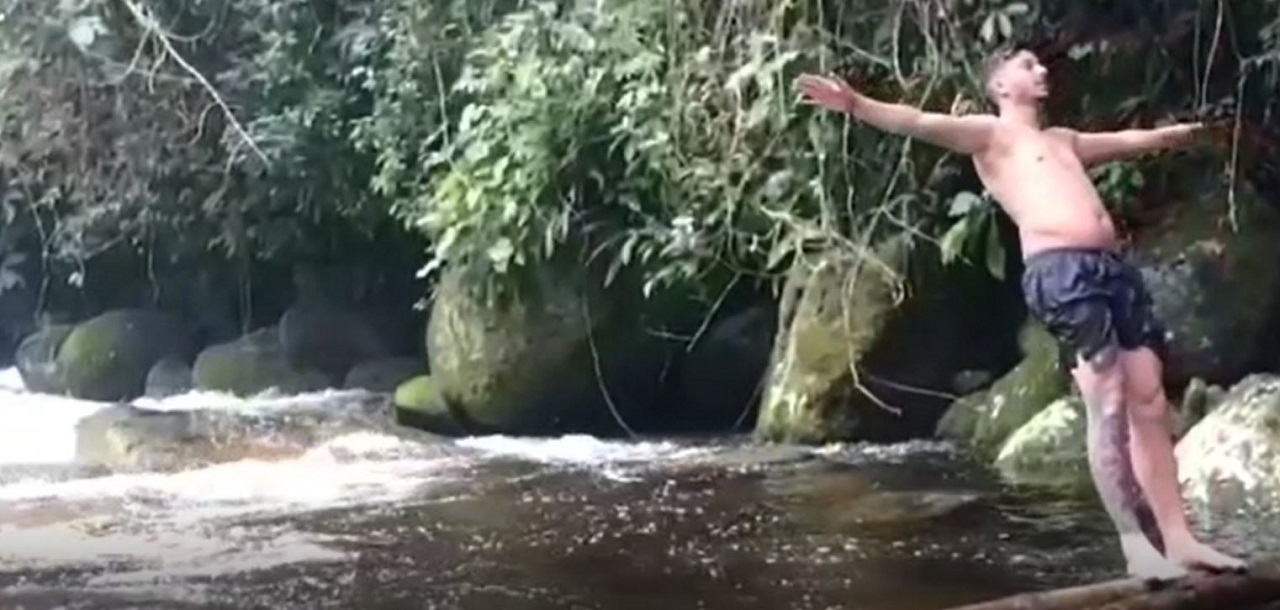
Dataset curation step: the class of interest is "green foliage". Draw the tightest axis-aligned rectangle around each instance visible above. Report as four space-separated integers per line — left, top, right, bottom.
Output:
0 0 1276 314
939 191 1006 281
371 0 1044 299
1090 161 1146 218
0 0 391 284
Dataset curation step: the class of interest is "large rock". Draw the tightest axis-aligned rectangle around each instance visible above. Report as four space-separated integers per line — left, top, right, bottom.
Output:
994 376 1243 496
1175 374 1280 522
756 235 1023 444
55 309 193 401
192 326 330 397
14 323 75 394
936 320 1070 455
992 395 1091 491
753 242 906 444
1128 171 1280 388
74 393 443 472
426 256 674 436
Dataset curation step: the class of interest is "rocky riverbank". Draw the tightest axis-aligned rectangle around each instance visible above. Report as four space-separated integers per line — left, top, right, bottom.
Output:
5 154 1280 525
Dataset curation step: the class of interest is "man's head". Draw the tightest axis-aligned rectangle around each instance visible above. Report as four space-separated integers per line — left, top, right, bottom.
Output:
981 46 1049 107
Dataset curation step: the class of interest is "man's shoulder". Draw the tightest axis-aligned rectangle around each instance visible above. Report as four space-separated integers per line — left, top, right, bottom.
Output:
958 112 1001 124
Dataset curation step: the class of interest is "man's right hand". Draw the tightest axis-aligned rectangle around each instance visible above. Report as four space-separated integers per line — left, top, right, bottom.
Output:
796 74 860 114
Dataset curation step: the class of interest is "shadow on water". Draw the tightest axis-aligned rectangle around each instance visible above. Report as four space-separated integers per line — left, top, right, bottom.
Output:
0 432 1140 610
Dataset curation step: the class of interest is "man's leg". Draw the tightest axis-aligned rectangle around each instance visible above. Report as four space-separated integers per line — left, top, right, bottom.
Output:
1069 345 1187 580
1119 346 1247 572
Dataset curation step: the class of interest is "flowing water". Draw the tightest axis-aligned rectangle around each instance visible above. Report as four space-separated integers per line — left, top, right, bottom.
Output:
0 367 1266 610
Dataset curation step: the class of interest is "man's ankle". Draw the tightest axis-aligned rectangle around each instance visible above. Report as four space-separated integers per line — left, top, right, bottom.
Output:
1159 528 1199 550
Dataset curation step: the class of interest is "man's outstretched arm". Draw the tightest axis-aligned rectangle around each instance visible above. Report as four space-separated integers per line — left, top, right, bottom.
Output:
796 74 996 155
1068 121 1222 166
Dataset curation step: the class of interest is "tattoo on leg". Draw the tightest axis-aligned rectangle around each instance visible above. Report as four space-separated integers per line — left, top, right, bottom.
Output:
1080 351 1148 538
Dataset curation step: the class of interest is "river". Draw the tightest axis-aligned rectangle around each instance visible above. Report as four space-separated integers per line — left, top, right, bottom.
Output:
0 367 1248 610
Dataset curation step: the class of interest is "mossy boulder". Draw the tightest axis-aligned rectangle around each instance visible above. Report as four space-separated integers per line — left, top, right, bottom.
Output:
426 256 674 436
192 326 330 397
55 309 193 401
756 234 1023 444
14 323 74 394
1175 374 1280 523
1128 171 1280 388
392 375 464 436
992 395 1091 492
936 320 1070 455
754 241 908 444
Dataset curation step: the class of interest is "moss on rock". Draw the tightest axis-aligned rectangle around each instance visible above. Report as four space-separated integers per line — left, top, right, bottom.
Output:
936 320 1070 455
56 309 192 401
426 253 674 436
192 326 329 397
392 375 464 435
753 237 912 444
992 395 1091 492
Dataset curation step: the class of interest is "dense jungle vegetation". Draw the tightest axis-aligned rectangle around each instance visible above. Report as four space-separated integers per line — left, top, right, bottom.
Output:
0 0 1278 318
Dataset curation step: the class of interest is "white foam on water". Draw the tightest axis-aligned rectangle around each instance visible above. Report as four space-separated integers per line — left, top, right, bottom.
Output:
0 367 735 585
0 366 381 468
0 370 112 466
0 430 469 582
455 433 710 466
0 432 464 517
0 370 466 581
132 386 379 414
0 366 25 391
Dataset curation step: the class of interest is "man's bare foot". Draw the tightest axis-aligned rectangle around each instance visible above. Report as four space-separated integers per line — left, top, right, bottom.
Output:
1166 538 1248 574
1122 534 1189 582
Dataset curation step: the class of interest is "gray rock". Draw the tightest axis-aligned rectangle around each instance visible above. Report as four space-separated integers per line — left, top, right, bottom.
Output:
14 324 74 394
192 326 330 397
1127 174 1280 387
74 392 445 472
937 321 1070 456
145 357 193 398
279 303 390 382
993 395 1090 492
1176 374 1280 523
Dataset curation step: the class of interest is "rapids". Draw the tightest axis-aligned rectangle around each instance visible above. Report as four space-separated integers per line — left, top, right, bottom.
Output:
0 367 1265 609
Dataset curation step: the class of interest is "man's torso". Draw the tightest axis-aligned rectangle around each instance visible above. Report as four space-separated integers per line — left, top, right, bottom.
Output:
972 121 1119 258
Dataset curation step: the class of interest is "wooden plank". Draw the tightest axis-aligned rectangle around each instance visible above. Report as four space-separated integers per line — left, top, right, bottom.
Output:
938 561 1280 610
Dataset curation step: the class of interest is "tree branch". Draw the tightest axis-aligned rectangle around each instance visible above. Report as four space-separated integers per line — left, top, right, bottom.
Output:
116 0 270 168
939 561 1280 610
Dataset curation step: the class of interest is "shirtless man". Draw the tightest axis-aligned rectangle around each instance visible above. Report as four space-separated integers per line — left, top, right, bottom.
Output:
795 46 1246 581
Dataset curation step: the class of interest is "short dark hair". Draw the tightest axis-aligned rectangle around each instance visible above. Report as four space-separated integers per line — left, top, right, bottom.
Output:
979 43 1032 100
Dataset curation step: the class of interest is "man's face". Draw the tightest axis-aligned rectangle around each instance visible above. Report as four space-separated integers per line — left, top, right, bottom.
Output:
991 50 1049 103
